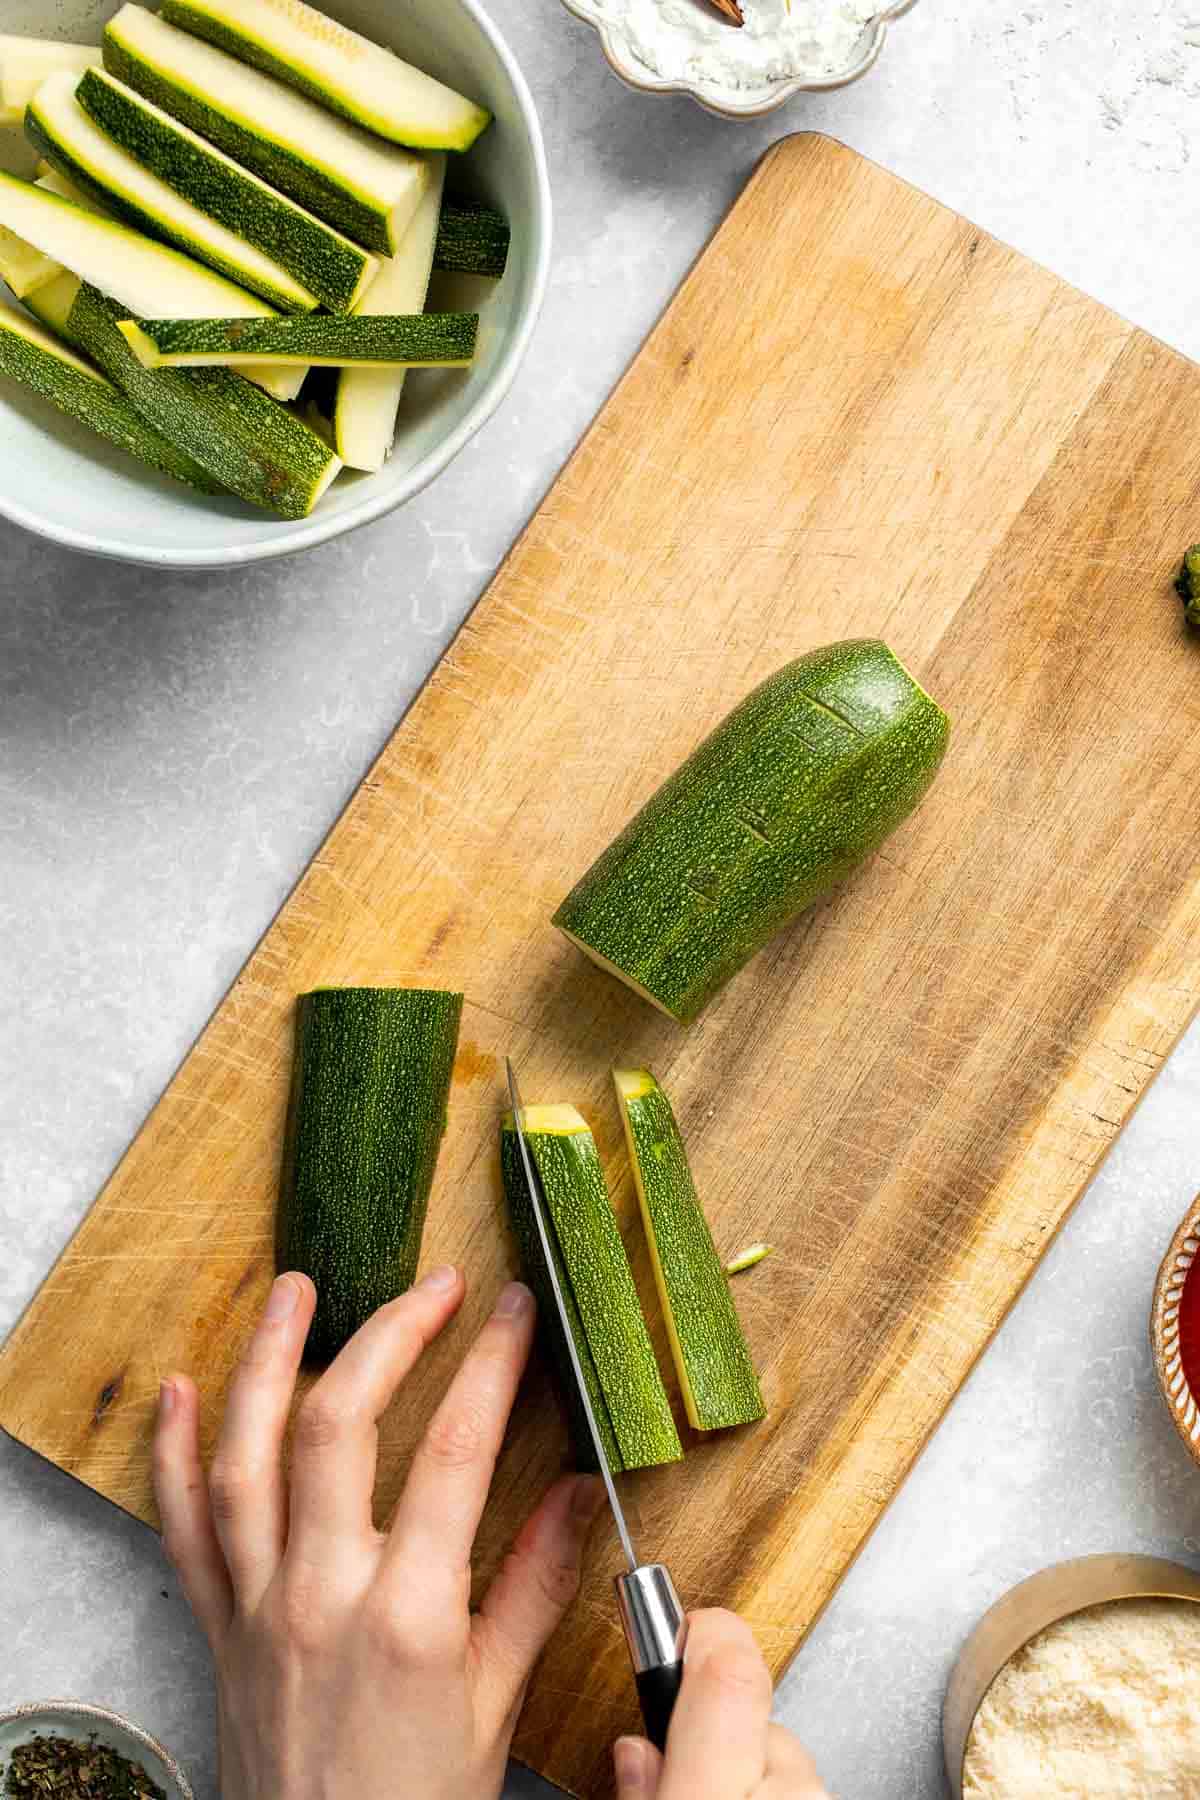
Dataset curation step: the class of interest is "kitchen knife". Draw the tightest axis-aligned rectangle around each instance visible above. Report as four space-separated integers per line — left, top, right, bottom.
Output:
505 1059 688 1751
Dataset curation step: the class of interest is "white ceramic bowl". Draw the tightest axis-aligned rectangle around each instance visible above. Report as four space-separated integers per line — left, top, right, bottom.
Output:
561 0 917 119
0 1700 193 1798
0 0 550 566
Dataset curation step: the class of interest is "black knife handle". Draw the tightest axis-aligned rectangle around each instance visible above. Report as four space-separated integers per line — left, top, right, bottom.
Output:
636 1659 684 1752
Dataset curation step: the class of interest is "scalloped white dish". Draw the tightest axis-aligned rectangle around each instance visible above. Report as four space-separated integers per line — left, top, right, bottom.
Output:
560 0 917 118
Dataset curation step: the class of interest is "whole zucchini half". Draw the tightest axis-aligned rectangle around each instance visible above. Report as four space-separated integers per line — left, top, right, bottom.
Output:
553 639 950 1023
500 1104 681 1473
278 987 462 1361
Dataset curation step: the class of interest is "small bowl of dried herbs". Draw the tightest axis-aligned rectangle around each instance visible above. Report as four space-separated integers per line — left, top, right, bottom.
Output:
0 1702 192 1800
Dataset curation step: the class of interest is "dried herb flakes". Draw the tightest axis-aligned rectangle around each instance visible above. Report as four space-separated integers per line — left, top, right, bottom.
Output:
5 1731 166 1798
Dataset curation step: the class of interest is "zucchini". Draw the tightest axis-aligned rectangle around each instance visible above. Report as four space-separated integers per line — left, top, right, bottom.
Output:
77 68 377 315
66 278 342 517
435 202 510 279
614 1070 765 1433
27 71 317 317
334 154 445 472
725 1243 773 1276
554 640 951 1023
0 166 303 404
500 1104 682 1473
103 5 428 255
0 293 221 493
28 159 303 405
160 0 490 154
118 310 479 370
278 988 463 1362
0 37 101 126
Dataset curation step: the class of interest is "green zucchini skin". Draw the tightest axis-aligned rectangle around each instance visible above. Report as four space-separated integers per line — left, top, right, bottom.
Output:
500 1111 682 1473
554 640 951 1024
76 68 375 315
434 203 510 279
278 988 463 1363
102 11 407 254
615 1070 764 1432
123 310 479 367
0 295 222 493
67 282 340 518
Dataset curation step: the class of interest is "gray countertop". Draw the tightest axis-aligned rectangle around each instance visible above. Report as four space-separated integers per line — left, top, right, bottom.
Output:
4 1 1200 1795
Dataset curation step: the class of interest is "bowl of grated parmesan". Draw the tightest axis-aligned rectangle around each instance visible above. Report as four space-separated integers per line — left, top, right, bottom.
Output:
559 0 916 118
944 1555 1200 1799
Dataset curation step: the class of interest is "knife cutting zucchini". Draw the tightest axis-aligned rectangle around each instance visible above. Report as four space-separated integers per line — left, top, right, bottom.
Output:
615 1069 765 1432
278 988 463 1361
554 640 951 1024
501 1104 682 1472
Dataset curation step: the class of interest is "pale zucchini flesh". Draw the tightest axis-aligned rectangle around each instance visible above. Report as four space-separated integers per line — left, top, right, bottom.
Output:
119 310 479 370
77 67 377 315
0 165 302 403
335 153 445 472
614 1069 765 1433
0 38 100 124
104 4 429 254
28 71 317 316
68 279 342 517
0 291 222 492
500 1106 682 1473
159 0 490 153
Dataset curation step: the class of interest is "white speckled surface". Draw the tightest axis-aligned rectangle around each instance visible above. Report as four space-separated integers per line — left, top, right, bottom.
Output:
4 2 1200 1796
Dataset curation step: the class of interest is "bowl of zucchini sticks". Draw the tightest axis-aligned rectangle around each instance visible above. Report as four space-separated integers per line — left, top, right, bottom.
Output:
0 0 550 566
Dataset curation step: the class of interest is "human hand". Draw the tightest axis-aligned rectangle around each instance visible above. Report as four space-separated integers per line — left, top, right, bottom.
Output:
613 1610 829 1798
153 1265 605 1800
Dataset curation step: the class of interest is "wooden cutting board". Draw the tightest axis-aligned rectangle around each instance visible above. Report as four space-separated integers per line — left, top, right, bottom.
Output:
4 134 1200 1796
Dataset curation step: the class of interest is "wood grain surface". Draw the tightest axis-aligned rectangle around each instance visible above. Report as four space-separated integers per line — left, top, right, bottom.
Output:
3 134 1200 1796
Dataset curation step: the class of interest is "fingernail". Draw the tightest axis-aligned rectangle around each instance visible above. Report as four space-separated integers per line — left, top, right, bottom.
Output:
158 1379 176 1417
613 1738 647 1790
419 1263 459 1292
494 1280 533 1318
264 1275 300 1321
571 1474 606 1524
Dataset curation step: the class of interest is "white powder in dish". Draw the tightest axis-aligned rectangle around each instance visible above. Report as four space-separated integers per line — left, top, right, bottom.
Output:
962 1597 1200 1798
591 0 880 91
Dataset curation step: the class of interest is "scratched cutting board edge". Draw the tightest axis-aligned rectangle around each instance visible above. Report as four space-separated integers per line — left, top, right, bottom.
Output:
3 136 1200 1799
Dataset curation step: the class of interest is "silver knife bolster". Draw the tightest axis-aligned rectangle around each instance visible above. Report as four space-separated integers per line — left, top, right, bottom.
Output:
615 1564 688 1673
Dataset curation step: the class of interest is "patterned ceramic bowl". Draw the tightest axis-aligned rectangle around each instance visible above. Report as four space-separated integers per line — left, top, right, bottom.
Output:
559 0 917 119
1152 1195 1200 1468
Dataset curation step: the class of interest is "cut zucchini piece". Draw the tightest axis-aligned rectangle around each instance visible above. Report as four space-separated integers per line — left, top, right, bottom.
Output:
77 68 376 315
614 1070 765 1433
67 279 341 517
335 153 445 472
160 0 490 153
0 37 101 125
725 1243 773 1276
435 201 510 279
119 309 479 369
500 1103 682 1473
554 641 952 1024
30 156 304 404
278 988 464 1363
105 5 429 254
0 166 302 402
0 292 221 492
28 71 317 316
